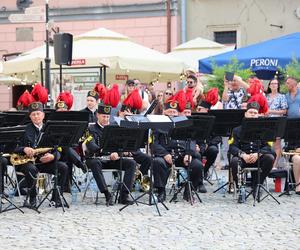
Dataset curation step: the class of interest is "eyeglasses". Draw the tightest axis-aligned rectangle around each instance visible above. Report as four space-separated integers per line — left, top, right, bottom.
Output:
165 92 172 95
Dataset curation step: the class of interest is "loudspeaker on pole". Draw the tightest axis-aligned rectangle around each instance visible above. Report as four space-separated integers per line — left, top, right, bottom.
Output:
53 33 73 65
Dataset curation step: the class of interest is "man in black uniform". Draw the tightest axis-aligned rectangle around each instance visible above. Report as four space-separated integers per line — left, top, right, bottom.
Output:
229 102 275 196
85 103 136 205
195 99 221 185
55 100 87 192
14 102 68 207
152 99 204 202
81 90 99 123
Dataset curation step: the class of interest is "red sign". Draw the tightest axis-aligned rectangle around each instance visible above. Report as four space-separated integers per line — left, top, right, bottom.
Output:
115 74 128 81
71 59 86 66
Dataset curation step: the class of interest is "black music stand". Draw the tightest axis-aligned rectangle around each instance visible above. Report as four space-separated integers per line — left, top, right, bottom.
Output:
169 115 215 205
1 112 28 127
239 117 286 206
205 110 246 193
100 125 143 206
280 118 300 196
119 116 192 215
0 126 26 214
36 120 88 212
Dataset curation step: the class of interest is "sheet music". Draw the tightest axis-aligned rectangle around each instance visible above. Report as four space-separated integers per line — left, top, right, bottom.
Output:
146 115 172 123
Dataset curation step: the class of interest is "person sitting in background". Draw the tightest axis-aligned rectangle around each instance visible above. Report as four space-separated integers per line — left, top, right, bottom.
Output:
196 88 221 182
285 76 300 118
80 90 99 123
265 77 288 168
153 91 164 115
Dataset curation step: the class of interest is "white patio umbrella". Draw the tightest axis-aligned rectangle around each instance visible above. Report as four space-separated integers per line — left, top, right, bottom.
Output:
168 37 235 72
2 28 187 83
0 74 23 85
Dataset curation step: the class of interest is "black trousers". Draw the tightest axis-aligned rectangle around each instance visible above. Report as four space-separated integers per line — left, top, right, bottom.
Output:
203 145 219 175
86 157 136 194
61 147 85 190
175 156 204 188
16 160 69 197
231 154 274 188
132 150 152 175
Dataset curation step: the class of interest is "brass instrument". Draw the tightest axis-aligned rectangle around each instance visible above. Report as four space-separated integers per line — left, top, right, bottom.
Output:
135 169 150 192
10 147 53 166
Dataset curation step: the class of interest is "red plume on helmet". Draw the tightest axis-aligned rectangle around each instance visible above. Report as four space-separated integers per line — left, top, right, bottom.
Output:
185 88 194 109
173 90 187 112
94 83 107 100
17 90 35 108
31 83 48 104
205 88 219 106
56 91 74 110
247 78 268 114
248 94 268 114
247 78 264 96
103 84 120 108
123 89 142 110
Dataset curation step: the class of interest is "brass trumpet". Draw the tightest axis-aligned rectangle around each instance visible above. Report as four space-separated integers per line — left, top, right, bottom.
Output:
10 147 53 166
135 169 150 192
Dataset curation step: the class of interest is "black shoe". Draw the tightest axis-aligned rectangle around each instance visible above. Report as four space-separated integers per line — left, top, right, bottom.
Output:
104 191 114 206
118 194 134 205
157 189 166 202
29 195 37 208
198 184 207 193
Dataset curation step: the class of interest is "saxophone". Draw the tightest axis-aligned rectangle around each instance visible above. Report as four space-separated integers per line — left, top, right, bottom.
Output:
10 147 53 166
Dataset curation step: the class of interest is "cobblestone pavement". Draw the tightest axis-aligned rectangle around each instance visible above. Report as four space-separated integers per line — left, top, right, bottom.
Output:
1 171 299 250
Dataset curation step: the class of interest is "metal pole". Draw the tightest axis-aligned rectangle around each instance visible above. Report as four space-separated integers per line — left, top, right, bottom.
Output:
59 64 62 92
166 0 171 53
40 61 44 85
45 0 51 97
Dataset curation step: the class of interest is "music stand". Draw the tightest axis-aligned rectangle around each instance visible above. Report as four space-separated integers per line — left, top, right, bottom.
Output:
100 125 143 206
120 115 192 215
36 120 88 211
1 112 28 127
239 117 286 206
169 115 215 205
0 126 26 214
280 118 300 196
204 110 246 193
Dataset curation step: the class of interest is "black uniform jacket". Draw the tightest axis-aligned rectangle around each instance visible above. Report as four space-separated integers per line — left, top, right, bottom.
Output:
85 122 107 158
81 107 97 123
229 125 275 157
15 122 59 161
152 129 196 158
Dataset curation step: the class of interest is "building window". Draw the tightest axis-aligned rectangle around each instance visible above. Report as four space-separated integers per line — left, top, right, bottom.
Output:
16 27 33 41
214 31 236 45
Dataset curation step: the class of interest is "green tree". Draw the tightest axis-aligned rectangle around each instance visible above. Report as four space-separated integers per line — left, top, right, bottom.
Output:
206 57 254 94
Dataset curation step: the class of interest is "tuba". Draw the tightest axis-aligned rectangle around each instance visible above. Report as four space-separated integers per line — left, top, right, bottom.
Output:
135 169 150 192
10 147 53 166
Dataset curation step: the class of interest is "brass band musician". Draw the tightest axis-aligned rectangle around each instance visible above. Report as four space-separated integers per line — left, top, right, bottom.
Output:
14 102 68 207
229 102 275 197
84 103 136 205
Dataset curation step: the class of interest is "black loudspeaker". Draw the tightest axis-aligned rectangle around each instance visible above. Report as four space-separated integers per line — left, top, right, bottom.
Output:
53 33 73 65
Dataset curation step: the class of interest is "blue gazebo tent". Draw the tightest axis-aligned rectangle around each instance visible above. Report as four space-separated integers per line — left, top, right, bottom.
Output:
198 33 300 79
